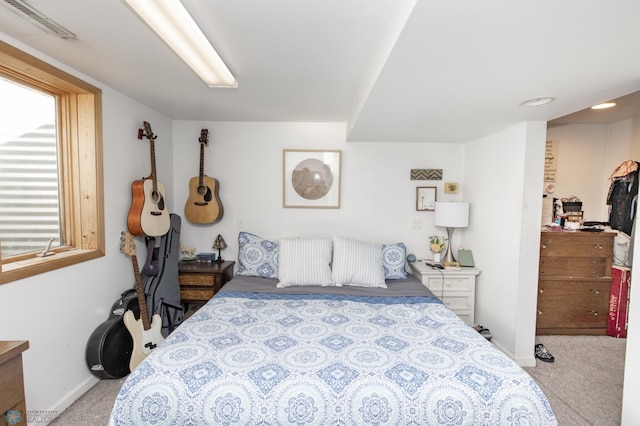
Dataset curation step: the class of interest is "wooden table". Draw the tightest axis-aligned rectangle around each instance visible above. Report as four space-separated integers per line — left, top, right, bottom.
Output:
1 340 29 426
178 260 235 307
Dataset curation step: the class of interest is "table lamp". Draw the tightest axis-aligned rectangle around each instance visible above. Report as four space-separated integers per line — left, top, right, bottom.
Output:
434 201 469 263
212 234 227 263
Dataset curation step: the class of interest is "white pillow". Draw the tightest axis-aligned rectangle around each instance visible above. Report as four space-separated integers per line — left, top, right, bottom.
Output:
331 235 387 288
277 237 334 287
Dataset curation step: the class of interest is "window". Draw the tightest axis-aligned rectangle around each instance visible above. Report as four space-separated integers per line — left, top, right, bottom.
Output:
0 40 104 284
0 77 60 257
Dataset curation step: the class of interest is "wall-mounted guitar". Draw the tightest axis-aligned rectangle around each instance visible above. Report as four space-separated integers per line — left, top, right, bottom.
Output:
184 129 224 224
127 121 171 237
120 231 164 372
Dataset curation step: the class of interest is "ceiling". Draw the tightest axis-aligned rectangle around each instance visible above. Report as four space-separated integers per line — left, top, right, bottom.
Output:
1 0 640 143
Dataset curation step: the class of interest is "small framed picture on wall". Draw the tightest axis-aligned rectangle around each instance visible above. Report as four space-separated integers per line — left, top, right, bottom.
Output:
416 186 436 211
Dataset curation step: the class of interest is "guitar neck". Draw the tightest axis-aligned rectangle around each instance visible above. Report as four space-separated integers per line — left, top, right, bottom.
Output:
149 139 158 193
198 142 205 187
130 254 151 330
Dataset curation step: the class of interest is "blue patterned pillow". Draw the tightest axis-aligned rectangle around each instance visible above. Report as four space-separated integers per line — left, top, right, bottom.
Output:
382 242 408 279
236 232 279 278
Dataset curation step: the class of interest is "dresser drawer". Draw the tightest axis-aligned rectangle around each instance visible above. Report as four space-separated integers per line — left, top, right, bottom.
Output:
180 288 215 301
539 257 608 278
537 280 610 329
424 276 474 293
179 274 214 286
540 234 614 258
441 295 473 312
536 307 607 330
0 355 24 414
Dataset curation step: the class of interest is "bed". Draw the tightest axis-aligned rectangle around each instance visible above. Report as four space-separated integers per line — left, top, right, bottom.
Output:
109 234 557 425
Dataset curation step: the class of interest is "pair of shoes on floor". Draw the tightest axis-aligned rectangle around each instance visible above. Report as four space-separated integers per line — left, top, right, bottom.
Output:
535 343 555 363
472 324 492 341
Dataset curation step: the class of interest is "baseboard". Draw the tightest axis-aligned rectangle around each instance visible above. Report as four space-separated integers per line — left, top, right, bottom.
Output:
46 375 99 423
492 339 536 367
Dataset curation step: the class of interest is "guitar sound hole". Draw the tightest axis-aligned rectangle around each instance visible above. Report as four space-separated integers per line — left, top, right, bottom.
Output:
155 193 165 210
197 185 213 202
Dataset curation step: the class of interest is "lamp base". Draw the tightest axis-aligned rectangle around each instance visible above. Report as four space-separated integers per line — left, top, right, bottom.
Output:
443 227 456 263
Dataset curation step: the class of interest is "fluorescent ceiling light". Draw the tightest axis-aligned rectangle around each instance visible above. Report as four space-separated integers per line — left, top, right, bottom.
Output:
591 102 616 110
519 97 555 107
123 0 237 88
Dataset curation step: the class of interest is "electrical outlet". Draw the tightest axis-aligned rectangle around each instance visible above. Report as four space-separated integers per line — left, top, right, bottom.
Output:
411 219 423 229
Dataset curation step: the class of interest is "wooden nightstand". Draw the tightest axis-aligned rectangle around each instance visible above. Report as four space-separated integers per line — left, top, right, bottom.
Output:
1 340 29 426
178 261 235 306
409 261 480 325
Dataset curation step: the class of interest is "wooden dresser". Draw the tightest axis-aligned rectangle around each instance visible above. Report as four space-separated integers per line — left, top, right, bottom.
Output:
536 230 615 335
1 340 29 426
178 261 235 307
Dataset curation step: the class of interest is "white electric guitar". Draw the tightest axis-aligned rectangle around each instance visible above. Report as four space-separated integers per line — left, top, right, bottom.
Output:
120 231 164 371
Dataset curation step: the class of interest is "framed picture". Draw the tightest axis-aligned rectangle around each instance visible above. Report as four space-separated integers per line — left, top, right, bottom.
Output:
416 186 436 211
283 149 341 208
444 182 459 194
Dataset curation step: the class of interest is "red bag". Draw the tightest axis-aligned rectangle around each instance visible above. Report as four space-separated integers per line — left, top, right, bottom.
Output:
608 266 631 338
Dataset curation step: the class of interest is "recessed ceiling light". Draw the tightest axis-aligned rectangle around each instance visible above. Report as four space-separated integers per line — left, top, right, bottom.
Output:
520 97 555 107
591 102 616 110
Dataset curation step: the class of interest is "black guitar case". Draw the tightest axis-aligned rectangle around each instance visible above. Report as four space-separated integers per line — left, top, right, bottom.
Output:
85 289 140 379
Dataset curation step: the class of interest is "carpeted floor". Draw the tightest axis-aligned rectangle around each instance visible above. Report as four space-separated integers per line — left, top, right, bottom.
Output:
524 335 627 425
52 335 626 425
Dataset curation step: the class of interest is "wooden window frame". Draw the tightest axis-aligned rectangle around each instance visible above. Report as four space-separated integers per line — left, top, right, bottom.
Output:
0 40 105 284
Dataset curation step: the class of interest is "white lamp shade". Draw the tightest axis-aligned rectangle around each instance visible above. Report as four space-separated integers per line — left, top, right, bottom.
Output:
434 201 469 228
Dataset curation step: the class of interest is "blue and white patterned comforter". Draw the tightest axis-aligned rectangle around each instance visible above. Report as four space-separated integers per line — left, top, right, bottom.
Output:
109 290 556 425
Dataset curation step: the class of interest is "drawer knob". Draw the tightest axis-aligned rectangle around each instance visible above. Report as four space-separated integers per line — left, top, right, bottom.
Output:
538 288 544 294
537 310 542 315
541 244 547 249
594 244 603 250
590 289 600 295
588 310 599 316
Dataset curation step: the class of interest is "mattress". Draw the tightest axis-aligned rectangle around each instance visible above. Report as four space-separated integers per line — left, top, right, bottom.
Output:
109 275 556 425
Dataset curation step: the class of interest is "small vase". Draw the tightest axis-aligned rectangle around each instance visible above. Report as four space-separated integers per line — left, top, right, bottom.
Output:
433 252 441 263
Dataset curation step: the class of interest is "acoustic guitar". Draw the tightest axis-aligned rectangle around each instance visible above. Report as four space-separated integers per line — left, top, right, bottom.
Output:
127 121 171 237
120 231 164 371
184 129 223 224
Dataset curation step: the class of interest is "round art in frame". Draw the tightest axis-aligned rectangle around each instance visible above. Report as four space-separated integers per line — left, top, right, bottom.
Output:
292 158 333 200
283 149 341 208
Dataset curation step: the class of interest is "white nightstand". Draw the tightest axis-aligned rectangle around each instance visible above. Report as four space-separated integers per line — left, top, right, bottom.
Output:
409 261 480 325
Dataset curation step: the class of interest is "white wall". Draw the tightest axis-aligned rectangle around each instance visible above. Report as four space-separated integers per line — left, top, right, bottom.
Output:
172 121 466 260
546 123 616 221
462 122 546 365
0 34 174 421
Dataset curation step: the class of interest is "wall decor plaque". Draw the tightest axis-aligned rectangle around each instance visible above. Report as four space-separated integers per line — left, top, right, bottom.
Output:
411 169 442 180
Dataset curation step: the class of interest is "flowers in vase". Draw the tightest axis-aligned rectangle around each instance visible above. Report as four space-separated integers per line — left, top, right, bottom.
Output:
429 235 446 254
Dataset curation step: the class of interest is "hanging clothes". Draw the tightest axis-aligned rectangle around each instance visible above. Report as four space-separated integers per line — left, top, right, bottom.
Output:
607 160 639 236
